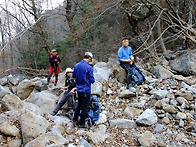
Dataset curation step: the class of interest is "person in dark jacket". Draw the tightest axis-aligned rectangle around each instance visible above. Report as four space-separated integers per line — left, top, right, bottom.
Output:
47 49 61 86
52 68 76 115
72 52 95 128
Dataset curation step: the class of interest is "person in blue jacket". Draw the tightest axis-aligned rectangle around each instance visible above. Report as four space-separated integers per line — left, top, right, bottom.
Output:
118 38 135 89
72 52 95 128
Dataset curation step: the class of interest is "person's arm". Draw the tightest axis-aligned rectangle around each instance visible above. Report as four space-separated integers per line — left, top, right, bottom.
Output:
89 67 95 84
70 87 77 93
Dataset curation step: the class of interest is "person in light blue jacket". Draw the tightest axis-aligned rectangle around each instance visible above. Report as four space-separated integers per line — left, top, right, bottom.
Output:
118 37 134 89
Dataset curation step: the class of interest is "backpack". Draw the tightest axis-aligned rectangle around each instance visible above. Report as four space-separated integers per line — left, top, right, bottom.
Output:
85 95 100 128
131 67 145 86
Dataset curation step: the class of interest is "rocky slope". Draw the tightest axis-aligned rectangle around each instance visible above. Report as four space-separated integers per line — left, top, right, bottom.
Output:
0 53 196 147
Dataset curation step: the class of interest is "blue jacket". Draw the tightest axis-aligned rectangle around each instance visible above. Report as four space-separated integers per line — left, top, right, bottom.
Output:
72 60 95 93
118 46 133 62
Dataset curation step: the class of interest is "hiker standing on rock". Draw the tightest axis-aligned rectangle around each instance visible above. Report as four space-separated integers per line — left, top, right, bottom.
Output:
52 68 76 116
72 52 95 128
118 38 134 89
47 49 61 86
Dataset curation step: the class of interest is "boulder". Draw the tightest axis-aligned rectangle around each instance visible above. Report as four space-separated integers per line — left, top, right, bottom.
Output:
23 102 43 116
17 79 35 100
151 65 174 79
2 94 24 111
119 90 135 98
7 75 19 85
113 66 126 83
20 109 50 144
123 107 143 118
49 87 64 96
179 93 194 101
136 109 158 126
181 82 196 94
138 131 156 147
171 52 196 76
7 139 21 147
0 120 20 136
24 133 68 147
0 77 8 86
153 90 168 100
95 113 107 125
109 118 136 128
91 81 103 96
34 81 42 91
0 86 11 99
93 62 111 82
35 96 56 115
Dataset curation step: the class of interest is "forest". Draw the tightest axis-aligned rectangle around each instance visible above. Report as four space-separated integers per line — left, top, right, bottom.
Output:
0 0 195 76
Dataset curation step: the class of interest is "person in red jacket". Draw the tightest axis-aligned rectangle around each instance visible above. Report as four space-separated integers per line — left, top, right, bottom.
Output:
47 49 61 86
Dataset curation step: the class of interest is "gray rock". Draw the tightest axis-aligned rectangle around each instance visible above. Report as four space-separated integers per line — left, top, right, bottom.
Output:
176 112 186 120
95 113 107 125
49 86 64 96
7 139 21 147
110 118 136 128
181 82 196 94
138 131 156 147
119 90 135 98
80 139 92 147
124 106 143 118
23 102 43 116
162 104 177 114
8 75 19 85
0 120 20 136
0 77 8 86
0 86 11 99
154 124 164 132
153 90 168 99
34 81 42 91
107 88 113 95
87 131 109 144
17 79 35 100
94 62 111 82
129 100 146 108
24 133 68 147
2 94 24 111
20 109 50 144
136 109 158 126
161 59 169 66
151 65 174 79
179 119 185 127
91 81 103 96
171 52 196 76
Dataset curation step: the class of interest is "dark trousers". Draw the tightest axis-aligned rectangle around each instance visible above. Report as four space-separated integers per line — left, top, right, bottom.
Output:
73 92 90 125
53 91 74 114
120 62 132 86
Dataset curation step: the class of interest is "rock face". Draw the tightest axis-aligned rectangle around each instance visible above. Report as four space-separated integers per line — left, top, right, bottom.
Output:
20 110 50 144
171 52 196 75
151 65 174 78
24 133 68 147
136 109 158 126
17 79 35 100
109 118 136 128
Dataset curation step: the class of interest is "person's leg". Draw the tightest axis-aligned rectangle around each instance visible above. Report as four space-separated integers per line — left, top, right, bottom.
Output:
67 93 74 110
54 66 59 86
120 62 132 87
47 67 54 84
52 91 68 115
73 92 82 123
79 93 90 126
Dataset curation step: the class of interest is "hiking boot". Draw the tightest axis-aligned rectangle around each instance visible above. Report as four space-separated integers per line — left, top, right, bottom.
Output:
51 111 57 116
73 120 78 127
54 82 57 86
46 81 49 85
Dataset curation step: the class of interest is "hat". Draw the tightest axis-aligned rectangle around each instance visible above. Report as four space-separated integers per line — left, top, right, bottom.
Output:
52 49 57 53
85 52 93 58
65 68 73 74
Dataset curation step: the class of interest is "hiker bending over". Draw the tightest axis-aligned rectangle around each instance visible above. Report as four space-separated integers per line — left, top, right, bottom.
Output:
118 38 134 89
52 68 76 115
47 49 61 86
72 52 95 128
